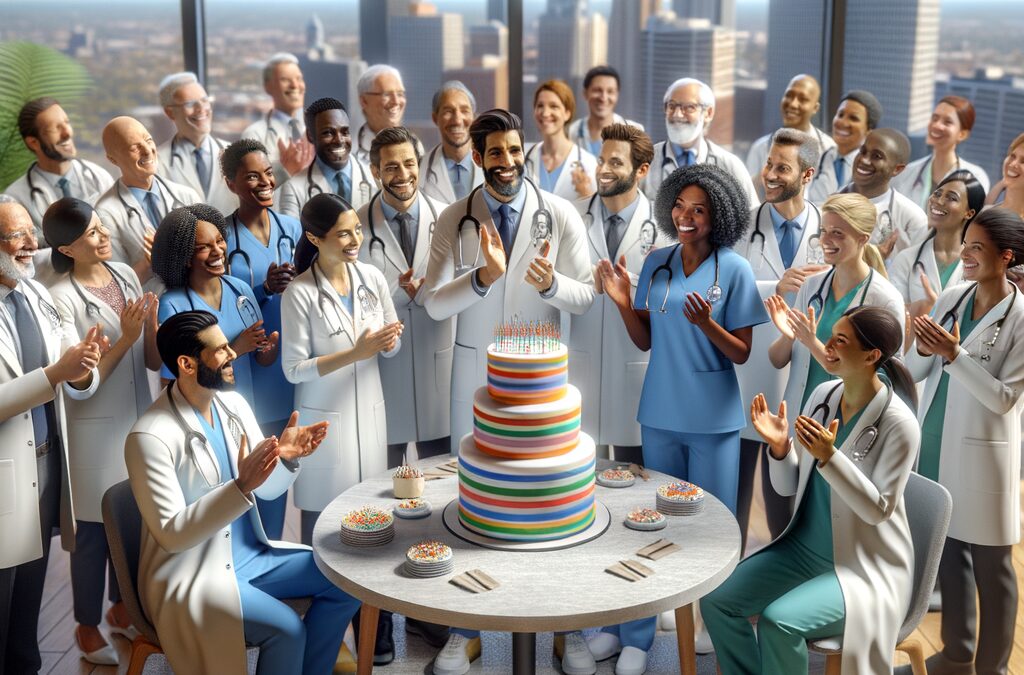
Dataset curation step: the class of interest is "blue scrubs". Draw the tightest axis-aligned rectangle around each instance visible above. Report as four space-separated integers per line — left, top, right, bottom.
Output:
606 244 768 651
197 406 360 675
159 278 262 408
537 157 566 194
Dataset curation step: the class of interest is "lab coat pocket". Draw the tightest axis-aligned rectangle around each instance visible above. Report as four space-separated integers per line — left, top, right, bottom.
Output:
435 346 454 395
452 344 477 404
0 459 14 515
961 437 1010 494
298 407 341 470
373 400 387 449
68 418 116 470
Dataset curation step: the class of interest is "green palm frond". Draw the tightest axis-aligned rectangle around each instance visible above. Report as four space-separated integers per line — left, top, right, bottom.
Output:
0 41 93 191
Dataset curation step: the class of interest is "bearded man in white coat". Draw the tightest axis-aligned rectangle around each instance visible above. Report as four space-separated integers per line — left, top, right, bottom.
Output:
126 310 359 675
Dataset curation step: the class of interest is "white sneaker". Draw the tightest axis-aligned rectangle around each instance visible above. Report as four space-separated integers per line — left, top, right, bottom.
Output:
614 646 648 675
694 628 715 655
586 631 621 661
656 610 676 631
433 633 480 675
559 631 597 675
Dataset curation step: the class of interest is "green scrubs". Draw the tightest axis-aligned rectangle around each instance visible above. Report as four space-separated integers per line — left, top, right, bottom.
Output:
939 260 960 290
801 277 869 409
701 408 864 675
919 294 982 480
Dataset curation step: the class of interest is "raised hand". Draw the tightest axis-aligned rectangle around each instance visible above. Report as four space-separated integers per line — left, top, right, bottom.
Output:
787 305 818 347
264 262 296 295
570 163 594 198
234 434 280 495
525 257 554 293
597 255 632 309
765 295 794 339
776 264 829 295
476 225 507 287
277 411 330 462
278 137 315 177
795 415 839 464
908 271 938 320
914 314 959 361
232 320 268 356
878 231 899 261
751 394 790 459
119 295 151 343
354 322 403 360
398 268 424 300
50 328 103 385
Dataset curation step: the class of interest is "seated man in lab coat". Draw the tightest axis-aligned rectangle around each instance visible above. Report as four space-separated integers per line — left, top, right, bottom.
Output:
125 310 359 675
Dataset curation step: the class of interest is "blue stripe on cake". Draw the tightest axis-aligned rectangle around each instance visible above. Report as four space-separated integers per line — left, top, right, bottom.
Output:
459 457 595 483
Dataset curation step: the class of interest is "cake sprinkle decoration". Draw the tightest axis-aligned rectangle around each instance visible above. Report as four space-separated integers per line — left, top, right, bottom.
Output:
627 507 666 523
493 318 561 354
397 499 426 509
657 481 705 501
407 540 453 562
341 506 394 531
393 465 424 479
600 469 635 481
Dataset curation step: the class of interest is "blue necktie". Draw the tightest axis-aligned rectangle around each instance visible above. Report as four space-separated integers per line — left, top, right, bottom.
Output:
779 220 798 269
336 170 351 203
194 146 211 195
56 176 71 198
289 118 302 143
681 150 694 167
11 290 54 446
451 164 468 201
497 204 513 256
834 157 846 186
144 191 163 228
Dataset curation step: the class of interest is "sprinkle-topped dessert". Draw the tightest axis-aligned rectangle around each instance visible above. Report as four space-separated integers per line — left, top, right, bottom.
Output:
394 466 424 479
656 481 706 516
487 320 568 405
394 498 432 519
404 539 454 577
340 506 395 546
393 465 426 498
597 468 636 488
624 507 667 531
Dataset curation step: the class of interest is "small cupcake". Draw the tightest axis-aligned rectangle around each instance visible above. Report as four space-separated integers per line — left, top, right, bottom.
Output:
393 465 425 498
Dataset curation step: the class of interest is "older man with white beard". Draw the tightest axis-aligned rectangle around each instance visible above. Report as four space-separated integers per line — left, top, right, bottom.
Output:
641 78 756 205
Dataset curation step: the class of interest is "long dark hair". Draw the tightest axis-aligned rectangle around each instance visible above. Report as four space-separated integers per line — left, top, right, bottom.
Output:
964 207 1024 268
843 306 917 410
934 170 985 229
294 192 354 274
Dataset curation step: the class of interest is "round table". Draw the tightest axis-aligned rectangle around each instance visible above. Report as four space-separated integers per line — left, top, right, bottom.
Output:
313 457 740 674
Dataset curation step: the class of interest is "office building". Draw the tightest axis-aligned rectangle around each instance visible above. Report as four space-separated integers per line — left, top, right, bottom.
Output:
608 0 661 123
389 3 465 124
672 0 736 29
446 55 510 112
470 20 508 61
358 0 409 65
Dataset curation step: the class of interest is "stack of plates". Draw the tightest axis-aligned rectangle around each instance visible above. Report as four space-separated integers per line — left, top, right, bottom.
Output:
404 540 454 578
656 481 705 516
340 507 396 547
394 498 432 520
596 468 636 488
624 507 667 531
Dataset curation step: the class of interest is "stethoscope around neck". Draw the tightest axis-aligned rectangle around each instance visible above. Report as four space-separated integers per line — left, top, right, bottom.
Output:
25 160 104 221
454 177 552 273
306 159 372 205
69 262 134 318
366 191 438 275
583 193 657 259
425 145 476 198
939 282 1017 362
166 382 246 487
659 139 721 183
839 184 895 245
808 267 875 315
115 175 187 233
227 210 296 289
641 243 723 313
810 380 893 462
184 275 261 329
525 141 583 181
310 259 381 338
749 202 824 273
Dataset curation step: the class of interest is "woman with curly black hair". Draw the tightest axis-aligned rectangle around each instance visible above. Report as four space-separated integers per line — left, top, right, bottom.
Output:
589 163 768 675
151 203 279 407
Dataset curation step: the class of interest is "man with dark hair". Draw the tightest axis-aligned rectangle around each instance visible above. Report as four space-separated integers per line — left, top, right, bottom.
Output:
277 97 372 218
0 197 103 675
127 310 359 674
423 81 483 204
811 89 883 201
566 65 644 157
422 109 593 672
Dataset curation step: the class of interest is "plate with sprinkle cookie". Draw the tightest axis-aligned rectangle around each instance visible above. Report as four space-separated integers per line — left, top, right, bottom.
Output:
341 507 395 546
624 507 667 531
655 481 705 516
597 468 636 488
404 540 454 578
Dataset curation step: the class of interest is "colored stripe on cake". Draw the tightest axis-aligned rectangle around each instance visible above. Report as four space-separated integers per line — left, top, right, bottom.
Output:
459 493 594 523
458 504 596 539
473 406 581 427
459 482 595 509
459 456 595 483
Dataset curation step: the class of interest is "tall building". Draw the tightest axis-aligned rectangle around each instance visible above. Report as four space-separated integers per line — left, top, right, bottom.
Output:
935 69 1024 184
389 3 465 124
672 0 736 28
536 0 604 94
641 15 737 145
608 0 660 122
762 0 828 134
487 0 507 24
298 55 369 130
470 21 508 61
358 0 409 65
446 55 510 112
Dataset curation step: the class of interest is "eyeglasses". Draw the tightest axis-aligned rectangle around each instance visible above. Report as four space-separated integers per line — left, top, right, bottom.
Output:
169 96 215 112
0 230 32 243
664 101 706 116
365 90 406 103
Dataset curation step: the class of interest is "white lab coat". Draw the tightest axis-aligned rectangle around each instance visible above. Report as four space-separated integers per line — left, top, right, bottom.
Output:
906 283 1024 545
280 260 399 510
0 279 99 568
420 144 485 206
357 192 454 444
156 135 238 217
732 202 824 441
566 114 644 152
642 138 758 207
49 262 152 522
781 268 905 424
888 235 965 304
890 155 991 210
524 141 598 203
125 386 302 675
861 188 929 260
808 145 848 203
423 185 595 451
241 112 301 187
746 128 837 202
4 159 114 230
767 381 917 675
568 192 671 446
275 158 373 219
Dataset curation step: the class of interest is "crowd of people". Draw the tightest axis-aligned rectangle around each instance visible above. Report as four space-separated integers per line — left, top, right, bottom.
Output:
1 51 1022 675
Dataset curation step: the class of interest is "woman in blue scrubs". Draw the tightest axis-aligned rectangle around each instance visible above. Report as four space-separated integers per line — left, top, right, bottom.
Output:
590 164 769 675
221 139 302 538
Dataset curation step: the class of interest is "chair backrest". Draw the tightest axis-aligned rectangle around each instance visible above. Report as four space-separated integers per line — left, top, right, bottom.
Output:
102 480 161 645
897 472 952 642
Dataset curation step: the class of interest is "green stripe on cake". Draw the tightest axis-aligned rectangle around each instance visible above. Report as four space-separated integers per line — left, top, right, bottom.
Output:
473 418 580 438
459 506 595 536
459 471 594 497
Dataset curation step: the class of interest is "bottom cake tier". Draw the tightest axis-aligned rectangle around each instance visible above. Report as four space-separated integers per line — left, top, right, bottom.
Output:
457 433 596 542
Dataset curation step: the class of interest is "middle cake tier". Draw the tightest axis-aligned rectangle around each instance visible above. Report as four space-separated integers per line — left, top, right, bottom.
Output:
472 385 582 459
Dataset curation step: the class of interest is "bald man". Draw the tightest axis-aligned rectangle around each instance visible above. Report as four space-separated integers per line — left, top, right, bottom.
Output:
746 75 837 198
93 116 200 287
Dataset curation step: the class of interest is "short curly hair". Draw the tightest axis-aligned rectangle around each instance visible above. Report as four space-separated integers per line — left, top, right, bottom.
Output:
220 138 268 180
653 164 750 249
151 203 227 289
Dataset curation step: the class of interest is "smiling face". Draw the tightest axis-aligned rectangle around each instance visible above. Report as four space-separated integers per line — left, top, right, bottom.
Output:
822 315 879 377
1003 141 1024 190
926 102 968 151
433 89 474 151
265 61 305 115
831 99 869 157
762 142 808 204
585 75 619 121
188 219 227 285
0 203 38 282
820 211 869 266
596 139 641 198
961 222 1013 282
27 104 76 162
852 131 903 194
313 108 351 170
664 83 711 148
533 89 571 138
360 72 406 132
373 141 419 203
671 184 712 246
227 151 275 210
475 130 525 199
926 180 973 233
780 77 820 130
190 325 236 389
308 209 363 266
165 81 213 140
60 212 112 267
105 118 158 187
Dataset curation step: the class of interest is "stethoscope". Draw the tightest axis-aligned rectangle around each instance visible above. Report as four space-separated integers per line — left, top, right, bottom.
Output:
169 136 229 187
0 281 62 346
115 175 187 231
911 155 962 208
641 243 723 313
305 159 371 205
69 262 134 318
425 145 477 197
748 202 825 273
939 282 1016 362
25 160 105 220
811 380 893 461
311 260 381 338
184 275 261 328
524 142 583 180
582 193 656 258
808 267 875 315
227 210 296 289
166 382 246 487
366 191 438 275
658 140 721 183
839 184 895 245
454 177 552 273
911 229 939 278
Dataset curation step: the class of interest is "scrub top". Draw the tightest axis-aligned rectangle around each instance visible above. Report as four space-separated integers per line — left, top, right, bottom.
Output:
938 259 960 290
788 406 864 565
225 209 302 425
919 293 983 481
537 156 566 194
634 244 769 434
802 275 870 409
159 277 263 408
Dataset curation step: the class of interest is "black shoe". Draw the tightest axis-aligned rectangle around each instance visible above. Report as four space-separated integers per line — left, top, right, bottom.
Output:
405 617 450 649
373 613 394 665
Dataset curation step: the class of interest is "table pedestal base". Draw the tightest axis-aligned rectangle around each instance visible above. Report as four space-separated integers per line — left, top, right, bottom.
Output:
512 632 536 674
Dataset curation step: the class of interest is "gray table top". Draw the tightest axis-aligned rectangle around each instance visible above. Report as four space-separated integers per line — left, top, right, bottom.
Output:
312 456 741 632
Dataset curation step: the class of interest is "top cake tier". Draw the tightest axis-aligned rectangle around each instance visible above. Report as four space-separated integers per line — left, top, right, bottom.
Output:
486 344 569 405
